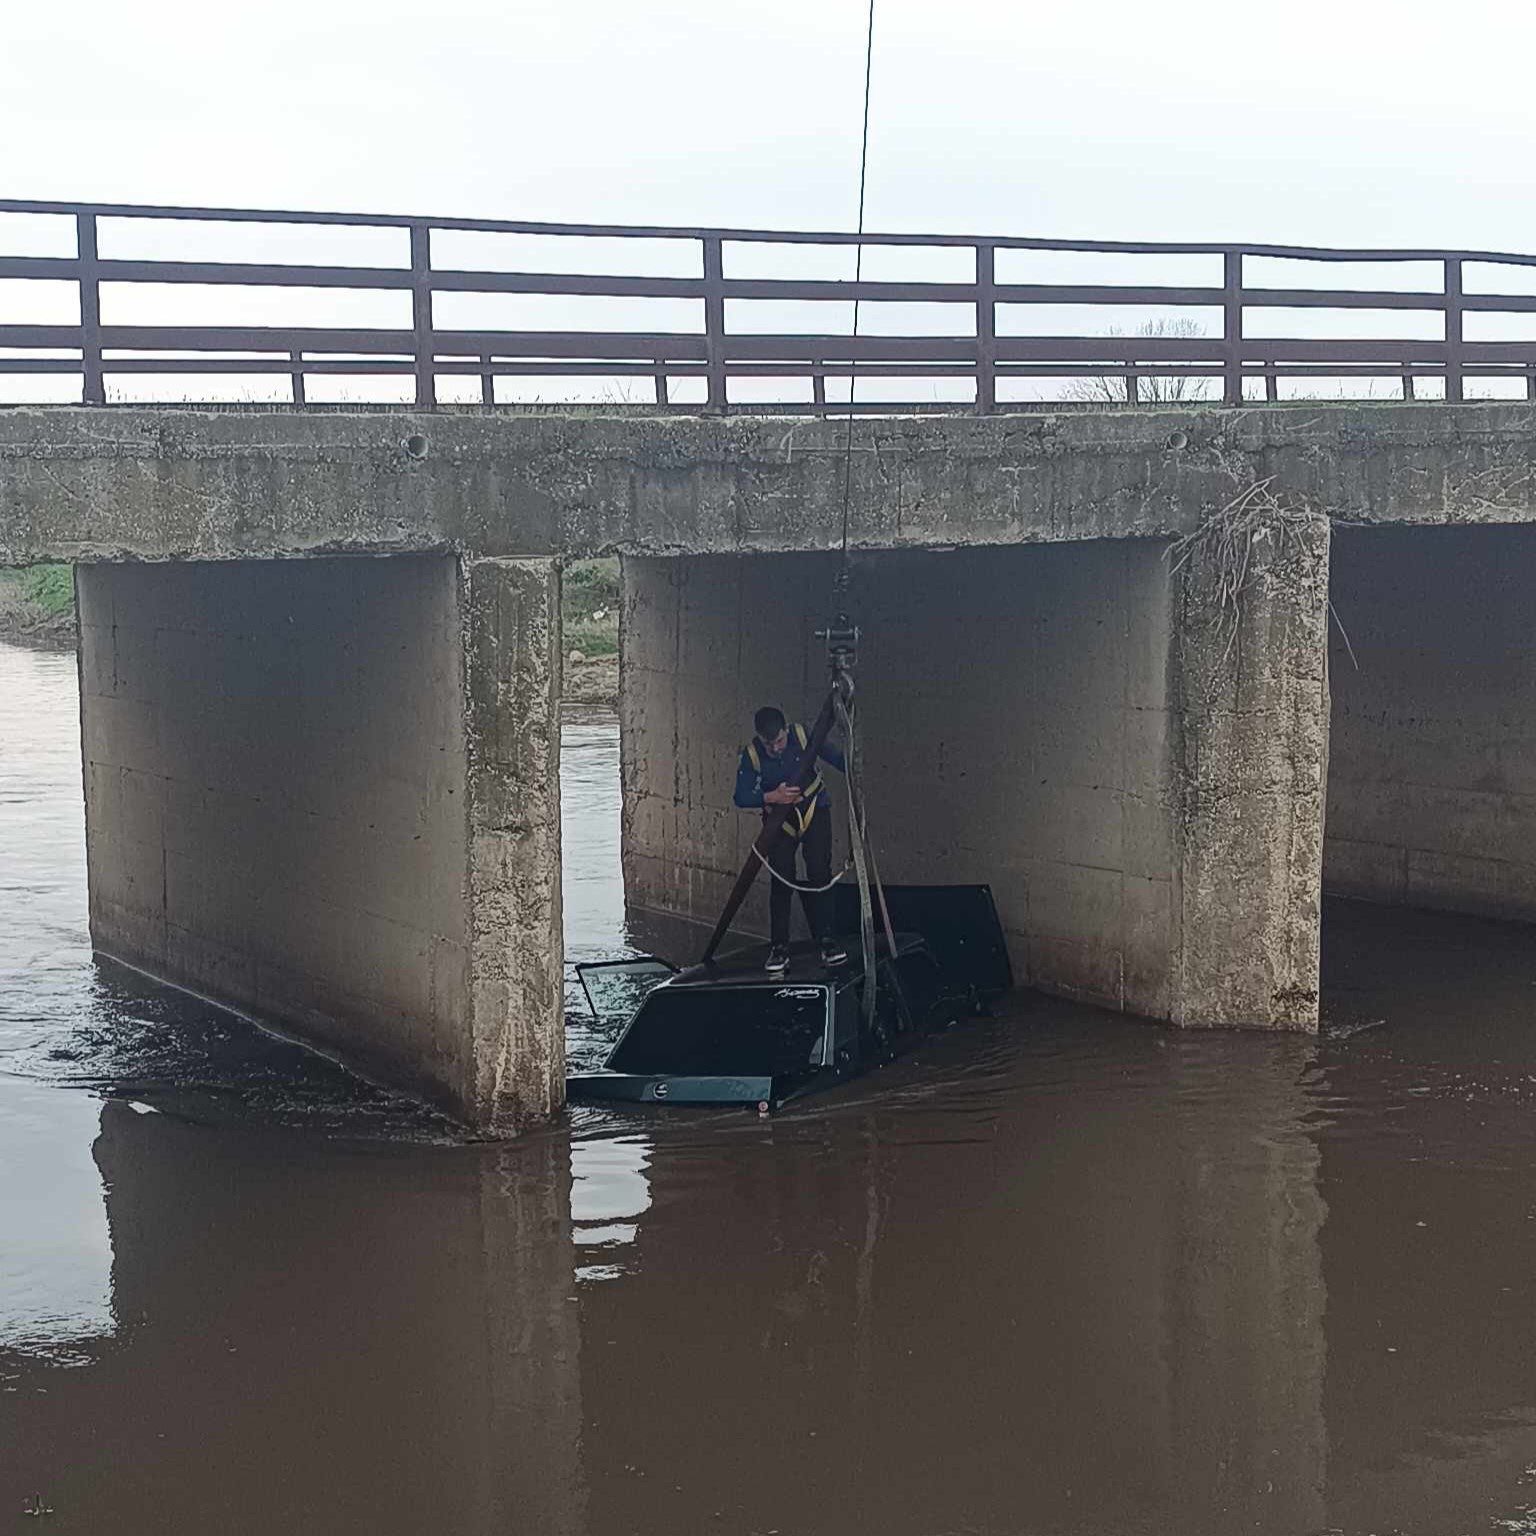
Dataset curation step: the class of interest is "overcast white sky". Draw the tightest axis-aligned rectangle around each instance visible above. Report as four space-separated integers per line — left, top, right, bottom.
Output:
5 0 1536 403
9 0 1535 242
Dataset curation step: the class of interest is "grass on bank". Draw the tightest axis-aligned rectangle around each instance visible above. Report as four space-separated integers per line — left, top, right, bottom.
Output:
1 563 74 616
564 558 619 657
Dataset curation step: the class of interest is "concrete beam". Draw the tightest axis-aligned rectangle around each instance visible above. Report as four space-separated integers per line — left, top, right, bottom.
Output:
5 404 1536 568
76 552 563 1131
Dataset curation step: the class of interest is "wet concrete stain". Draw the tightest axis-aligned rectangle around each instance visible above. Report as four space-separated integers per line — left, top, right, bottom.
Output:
5 638 1536 1533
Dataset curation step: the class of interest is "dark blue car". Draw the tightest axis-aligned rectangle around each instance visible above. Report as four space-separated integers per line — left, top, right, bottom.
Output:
567 885 1011 1113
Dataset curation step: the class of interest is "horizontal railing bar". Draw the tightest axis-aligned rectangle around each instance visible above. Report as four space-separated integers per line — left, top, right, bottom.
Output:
0 354 1515 380
1245 288 1536 313
0 256 82 280
0 326 88 348
0 362 1219 385
0 358 81 372
13 254 1536 323
94 259 415 290
4 197 1536 268
1240 287 1444 310
14 325 1536 367
992 283 1221 305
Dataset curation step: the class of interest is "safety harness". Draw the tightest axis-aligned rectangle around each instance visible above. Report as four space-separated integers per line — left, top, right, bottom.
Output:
745 723 824 840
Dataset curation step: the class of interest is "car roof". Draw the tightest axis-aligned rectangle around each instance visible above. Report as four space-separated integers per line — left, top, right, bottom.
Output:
666 932 929 991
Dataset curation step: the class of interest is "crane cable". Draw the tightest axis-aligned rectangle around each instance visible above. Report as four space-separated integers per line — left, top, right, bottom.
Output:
831 0 896 1039
838 0 876 577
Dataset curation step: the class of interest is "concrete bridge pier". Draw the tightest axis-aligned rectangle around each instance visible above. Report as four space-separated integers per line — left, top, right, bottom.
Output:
622 521 1329 1032
75 551 563 1132
1173 510 1330 1028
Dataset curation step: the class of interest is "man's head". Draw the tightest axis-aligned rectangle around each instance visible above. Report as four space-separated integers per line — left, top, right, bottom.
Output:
753 705 788 755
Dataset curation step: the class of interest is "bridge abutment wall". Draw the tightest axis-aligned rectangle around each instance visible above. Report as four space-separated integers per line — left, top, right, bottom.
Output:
1326 524 1536 921
76 552 562 1131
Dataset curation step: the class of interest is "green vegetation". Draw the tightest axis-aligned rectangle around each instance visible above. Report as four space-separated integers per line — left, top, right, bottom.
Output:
0 563 75 636
19 564 75 616
563 558 619 657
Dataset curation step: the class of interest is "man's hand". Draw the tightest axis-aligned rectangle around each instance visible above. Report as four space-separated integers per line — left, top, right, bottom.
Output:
764 784 803 806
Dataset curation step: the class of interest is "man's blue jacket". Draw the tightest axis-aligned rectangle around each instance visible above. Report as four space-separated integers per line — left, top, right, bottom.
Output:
733 724 845 839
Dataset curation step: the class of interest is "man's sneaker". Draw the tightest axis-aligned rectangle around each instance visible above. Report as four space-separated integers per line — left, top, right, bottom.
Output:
764 946 790 973
820 941 849 967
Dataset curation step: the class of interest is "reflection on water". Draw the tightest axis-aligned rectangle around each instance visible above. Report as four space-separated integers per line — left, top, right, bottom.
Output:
0 1081 113 1362
571 1134 651 1285
5 636 1536 1533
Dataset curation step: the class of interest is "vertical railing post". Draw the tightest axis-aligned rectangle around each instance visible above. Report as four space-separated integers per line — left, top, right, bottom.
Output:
1222 249 1243 407
975 242 996 414
1444 257 1464 404
703 236 726 413
76 212 104 407
653 360 670 408
410 223 435 409
1123 370 1140 406
480 352 495 408
289 350 306 406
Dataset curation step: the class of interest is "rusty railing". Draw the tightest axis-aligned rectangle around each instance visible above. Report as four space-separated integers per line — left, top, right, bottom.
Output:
4 197 1536 412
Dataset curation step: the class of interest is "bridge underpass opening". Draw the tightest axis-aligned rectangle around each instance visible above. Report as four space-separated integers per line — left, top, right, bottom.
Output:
621 537 1326 1030
1326 523 1536 926
74 551 563 1132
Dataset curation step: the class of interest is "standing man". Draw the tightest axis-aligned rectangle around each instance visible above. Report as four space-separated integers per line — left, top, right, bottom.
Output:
733 705 850 973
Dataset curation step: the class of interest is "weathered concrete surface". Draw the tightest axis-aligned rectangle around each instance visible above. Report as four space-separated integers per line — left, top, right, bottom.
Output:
623 537 1325 1030
462 556 565 1127
1327 524 1536 921
6 404 1536 568
77 552 562 1131
1172 512 1331 1029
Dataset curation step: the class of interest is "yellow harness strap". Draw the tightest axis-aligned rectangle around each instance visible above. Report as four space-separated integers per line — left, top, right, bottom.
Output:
782 723 822 839
746 724 820 837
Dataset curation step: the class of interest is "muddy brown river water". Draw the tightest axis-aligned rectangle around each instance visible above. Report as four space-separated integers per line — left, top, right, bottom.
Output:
6 638 1536 1534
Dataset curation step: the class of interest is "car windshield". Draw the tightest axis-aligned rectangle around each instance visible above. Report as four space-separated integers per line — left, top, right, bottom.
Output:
608 985 830 1077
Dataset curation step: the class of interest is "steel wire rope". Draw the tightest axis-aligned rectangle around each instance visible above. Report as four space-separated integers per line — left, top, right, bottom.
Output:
832 0 886 1033
837 0 877 576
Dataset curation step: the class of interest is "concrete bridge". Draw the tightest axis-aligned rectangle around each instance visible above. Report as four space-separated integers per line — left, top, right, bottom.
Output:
4 401 1536 1131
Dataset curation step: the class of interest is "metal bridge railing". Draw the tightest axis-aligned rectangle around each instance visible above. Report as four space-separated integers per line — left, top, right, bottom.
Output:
4 197 1536 412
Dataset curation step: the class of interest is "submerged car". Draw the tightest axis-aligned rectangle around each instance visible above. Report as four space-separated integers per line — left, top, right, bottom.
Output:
567 884 1012 1112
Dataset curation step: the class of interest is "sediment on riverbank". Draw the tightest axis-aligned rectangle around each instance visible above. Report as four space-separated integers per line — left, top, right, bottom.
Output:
562 654 619 709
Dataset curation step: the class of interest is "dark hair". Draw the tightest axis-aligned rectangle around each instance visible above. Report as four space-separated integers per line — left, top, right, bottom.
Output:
753 705 786 740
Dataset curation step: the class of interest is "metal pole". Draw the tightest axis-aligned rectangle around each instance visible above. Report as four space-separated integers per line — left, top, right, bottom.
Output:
76 213 104 406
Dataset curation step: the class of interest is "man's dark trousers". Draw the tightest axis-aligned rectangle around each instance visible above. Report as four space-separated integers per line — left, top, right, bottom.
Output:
767 808 833 947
